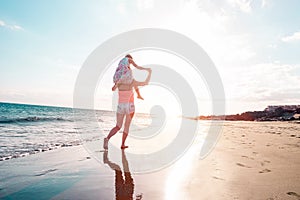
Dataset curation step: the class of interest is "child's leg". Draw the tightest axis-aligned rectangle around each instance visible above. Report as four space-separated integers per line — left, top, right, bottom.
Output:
134 86 144 100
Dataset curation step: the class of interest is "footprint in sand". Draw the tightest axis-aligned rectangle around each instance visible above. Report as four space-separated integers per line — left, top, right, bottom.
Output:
212 176 225 181
95 150 106 153
287 192 300 199
241 155 254 160
78 156 91 161
259 169 271 173
136 193 143 200
236 163 251 168
261 160 271 166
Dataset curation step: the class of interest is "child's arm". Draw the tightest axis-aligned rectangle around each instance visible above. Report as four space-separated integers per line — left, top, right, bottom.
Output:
112 81 119 91
129 58 148 70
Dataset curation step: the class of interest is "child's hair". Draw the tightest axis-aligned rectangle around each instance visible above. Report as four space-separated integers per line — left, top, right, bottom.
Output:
125 54 133 59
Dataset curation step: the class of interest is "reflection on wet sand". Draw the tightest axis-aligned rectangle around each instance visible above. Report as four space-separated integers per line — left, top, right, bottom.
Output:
103 150 142 200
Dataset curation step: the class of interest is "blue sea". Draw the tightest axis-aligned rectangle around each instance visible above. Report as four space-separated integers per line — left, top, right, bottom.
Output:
0 102 143 161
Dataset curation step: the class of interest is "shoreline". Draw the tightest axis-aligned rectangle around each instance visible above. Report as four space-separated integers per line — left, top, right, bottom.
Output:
0 141 83 162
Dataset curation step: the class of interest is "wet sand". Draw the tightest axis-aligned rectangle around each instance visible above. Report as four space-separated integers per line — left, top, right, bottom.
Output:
0 121 299 199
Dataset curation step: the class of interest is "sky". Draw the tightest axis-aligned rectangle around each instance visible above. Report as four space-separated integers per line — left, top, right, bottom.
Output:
0 0 300 115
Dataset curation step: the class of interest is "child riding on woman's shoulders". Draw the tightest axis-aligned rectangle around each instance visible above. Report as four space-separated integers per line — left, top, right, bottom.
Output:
112 54 150 100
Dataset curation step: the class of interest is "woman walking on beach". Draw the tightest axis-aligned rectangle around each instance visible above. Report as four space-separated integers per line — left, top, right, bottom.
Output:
104 65 152 149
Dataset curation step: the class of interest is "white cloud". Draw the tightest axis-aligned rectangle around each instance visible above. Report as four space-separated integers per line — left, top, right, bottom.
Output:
0 20 5 26
0 19 24 30
137 0 154 11
227 0 253 13
268 44 277 49
10 25 23 30
281 31 300 42
163 0 256 67
222 62 300 113
225 62 300 102
56 59 80 71
0 89 73 108
261 0 270 8
117 3 127 15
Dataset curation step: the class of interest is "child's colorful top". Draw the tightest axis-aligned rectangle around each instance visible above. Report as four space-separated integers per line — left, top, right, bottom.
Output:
113 57 133 84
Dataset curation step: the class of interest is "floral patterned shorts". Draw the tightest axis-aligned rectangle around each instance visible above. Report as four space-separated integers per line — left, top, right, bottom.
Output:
117 102 135 114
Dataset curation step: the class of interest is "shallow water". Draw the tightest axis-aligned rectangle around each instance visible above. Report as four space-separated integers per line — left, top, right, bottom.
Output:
0 102 152 160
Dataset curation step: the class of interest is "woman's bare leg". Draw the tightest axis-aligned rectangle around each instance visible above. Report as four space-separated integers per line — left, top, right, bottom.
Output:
121 112 134 148
104 113 125 149
107 113 125 139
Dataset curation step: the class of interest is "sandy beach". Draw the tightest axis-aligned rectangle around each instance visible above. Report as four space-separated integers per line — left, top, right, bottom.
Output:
186 121 300 200
0 121 299 200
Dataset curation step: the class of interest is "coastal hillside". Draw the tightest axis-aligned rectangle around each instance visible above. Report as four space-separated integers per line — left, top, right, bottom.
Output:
198 105 300 121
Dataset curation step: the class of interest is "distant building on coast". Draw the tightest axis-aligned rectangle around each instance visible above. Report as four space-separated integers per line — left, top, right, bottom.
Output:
264 105 300 112
197 105 300 121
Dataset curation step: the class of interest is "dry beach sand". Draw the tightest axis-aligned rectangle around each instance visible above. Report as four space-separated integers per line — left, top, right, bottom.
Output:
186 121 300 200
0 121 299 199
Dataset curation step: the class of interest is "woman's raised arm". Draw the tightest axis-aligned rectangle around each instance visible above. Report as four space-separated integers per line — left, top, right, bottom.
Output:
129 58 148 70
131 68 152 87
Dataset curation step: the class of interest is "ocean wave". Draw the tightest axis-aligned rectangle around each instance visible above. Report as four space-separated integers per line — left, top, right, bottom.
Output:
0 116 72 124
0 141 83 161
